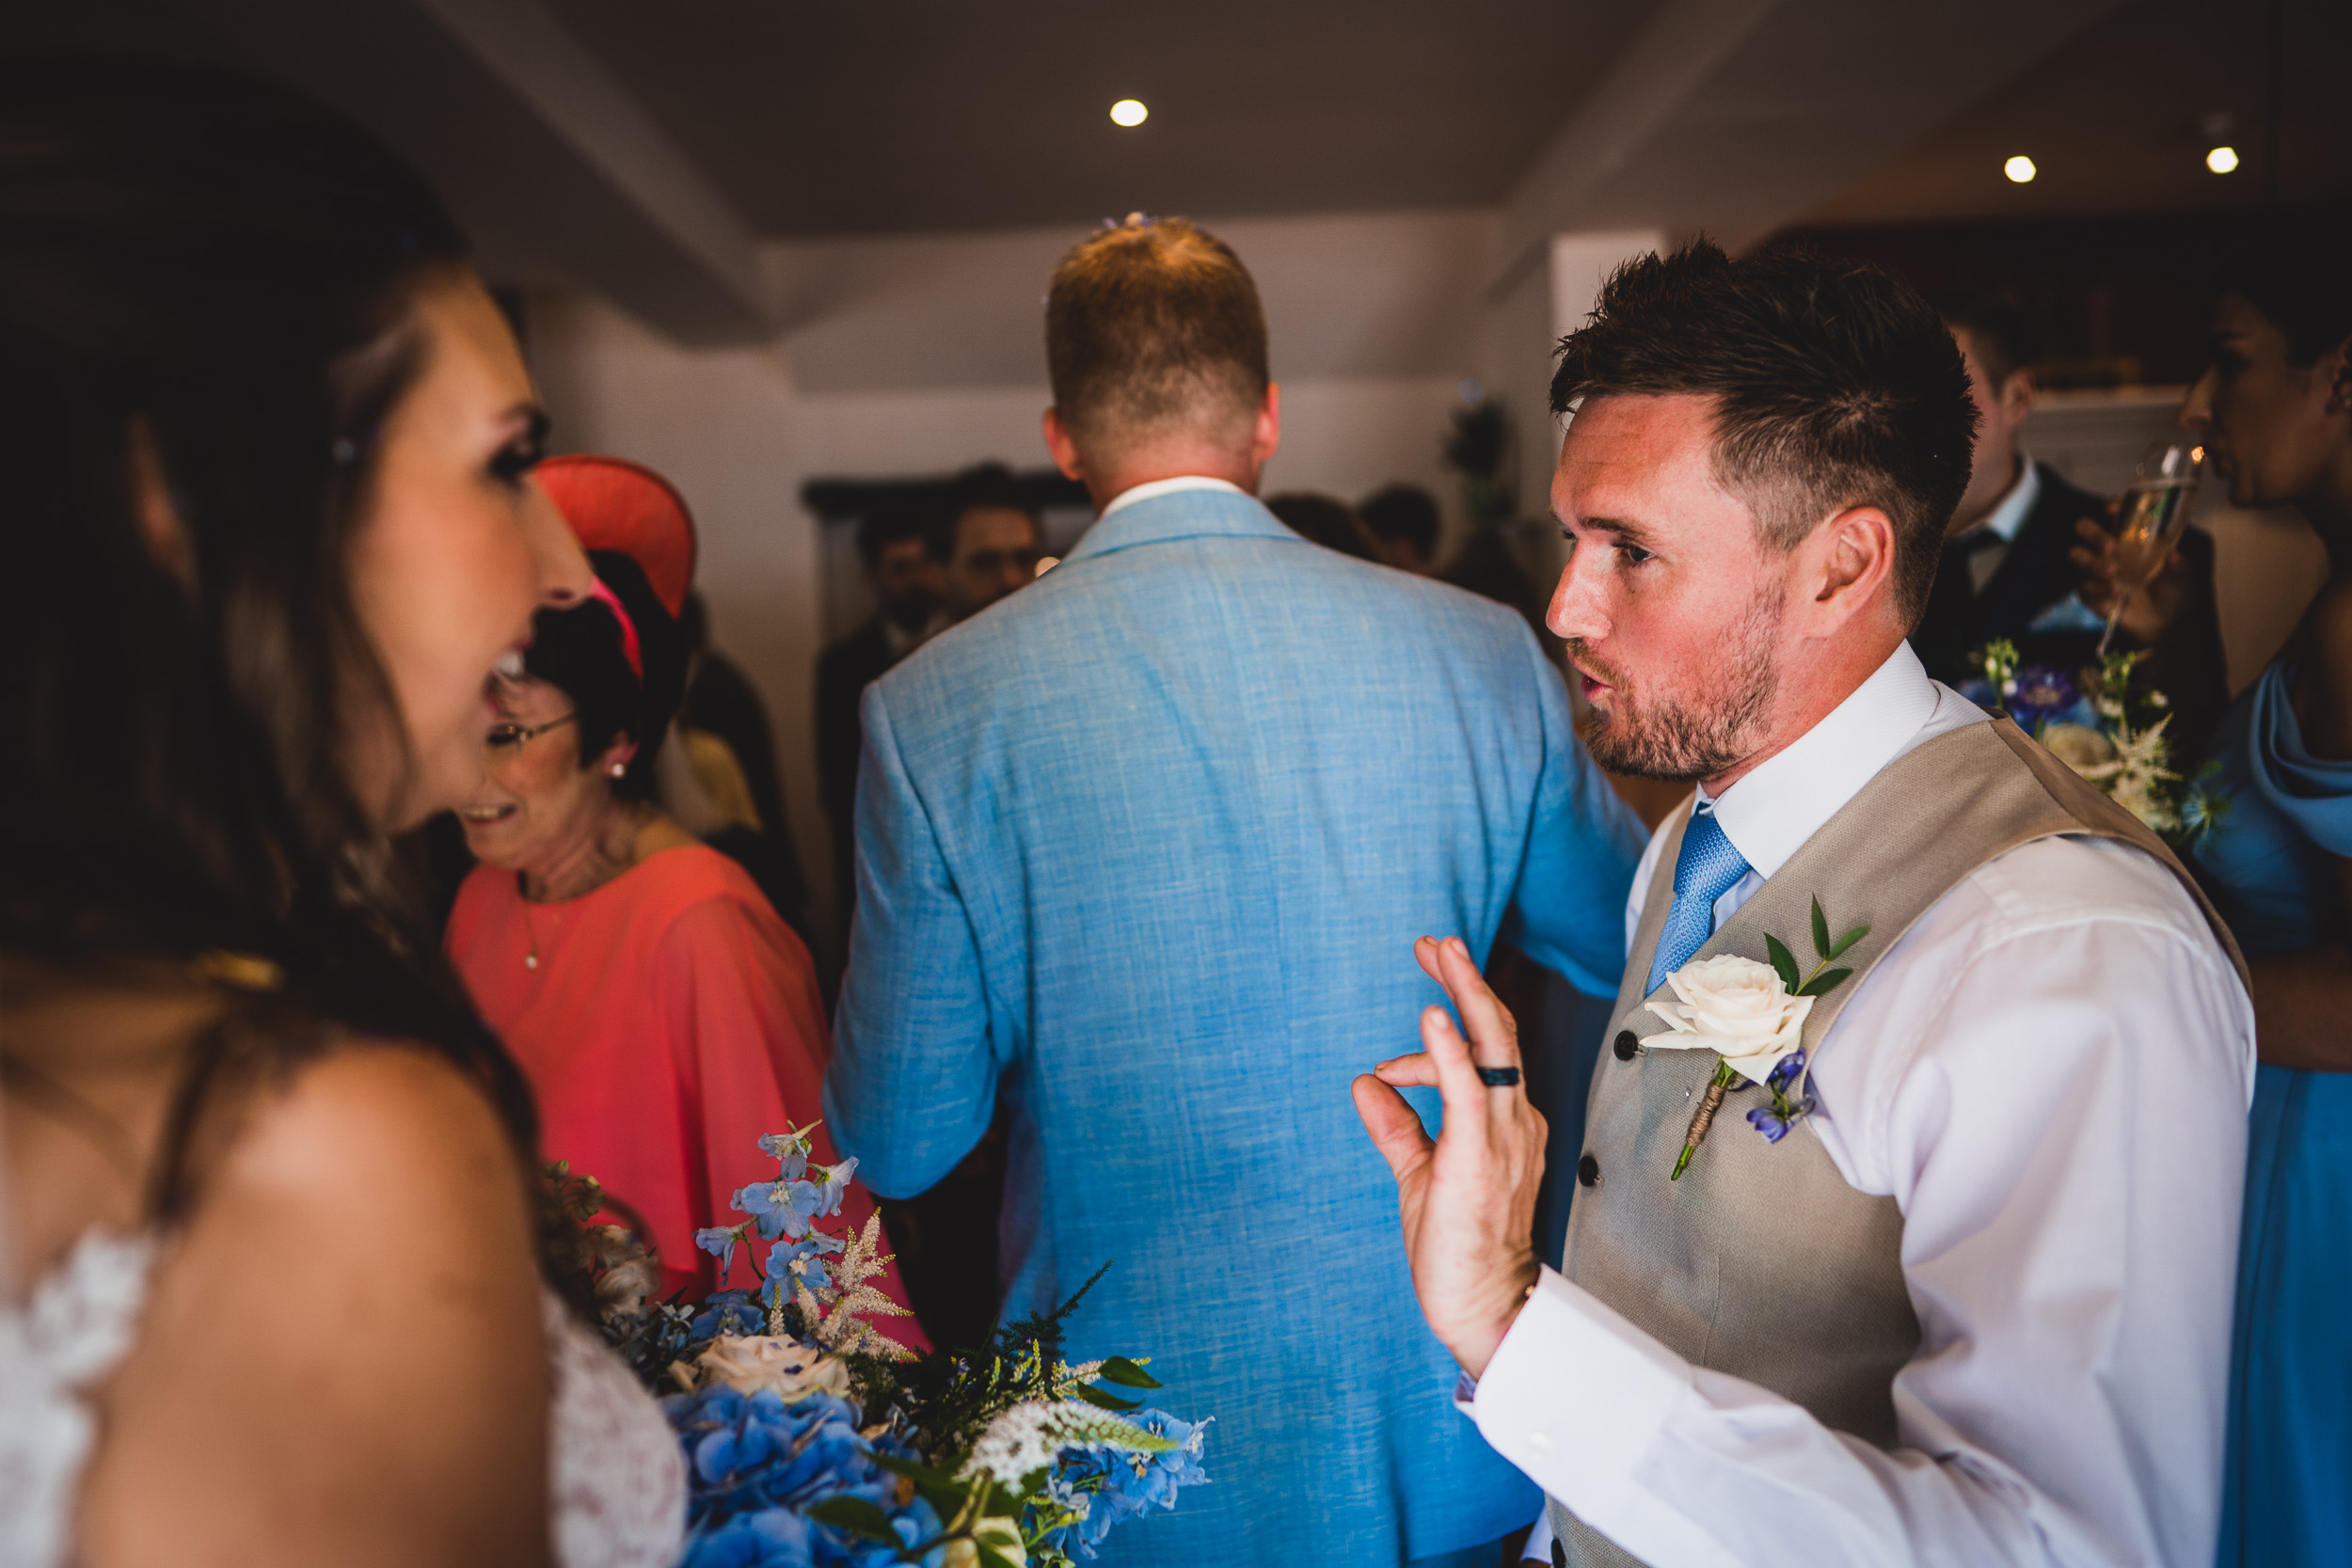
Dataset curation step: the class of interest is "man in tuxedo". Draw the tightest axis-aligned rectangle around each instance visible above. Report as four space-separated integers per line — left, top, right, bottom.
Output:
827 214 1645 1566
1911 294 2230 752
1359 243 2254 1566
816 500 940 922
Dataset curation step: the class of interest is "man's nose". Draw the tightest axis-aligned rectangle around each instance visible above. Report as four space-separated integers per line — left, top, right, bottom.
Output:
1546 551 1609 644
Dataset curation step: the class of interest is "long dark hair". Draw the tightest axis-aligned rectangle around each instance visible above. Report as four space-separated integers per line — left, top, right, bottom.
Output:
0 55 548 1239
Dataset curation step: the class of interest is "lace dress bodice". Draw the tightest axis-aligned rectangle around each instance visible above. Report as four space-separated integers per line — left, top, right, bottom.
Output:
0 1230 684 1568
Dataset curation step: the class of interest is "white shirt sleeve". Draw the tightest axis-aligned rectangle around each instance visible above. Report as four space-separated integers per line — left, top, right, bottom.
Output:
1475 838 2255 1568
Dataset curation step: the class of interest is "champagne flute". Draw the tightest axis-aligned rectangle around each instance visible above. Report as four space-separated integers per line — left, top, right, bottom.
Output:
2096 437 2204 657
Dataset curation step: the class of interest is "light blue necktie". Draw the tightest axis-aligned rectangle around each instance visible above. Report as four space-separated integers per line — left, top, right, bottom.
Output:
1645 807 1754 992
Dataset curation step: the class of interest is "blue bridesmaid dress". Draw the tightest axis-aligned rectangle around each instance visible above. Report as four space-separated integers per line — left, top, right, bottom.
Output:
2193 660 2352 1567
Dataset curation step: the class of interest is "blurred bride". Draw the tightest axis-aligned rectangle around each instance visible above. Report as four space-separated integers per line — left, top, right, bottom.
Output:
0 56 682 1568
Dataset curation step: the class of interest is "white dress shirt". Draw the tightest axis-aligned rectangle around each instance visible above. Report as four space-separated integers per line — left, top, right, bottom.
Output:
1097 473 1247 518
1483 641 2254 1568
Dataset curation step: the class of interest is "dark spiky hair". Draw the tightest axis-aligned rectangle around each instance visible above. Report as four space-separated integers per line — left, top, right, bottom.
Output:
1550 240 1978 626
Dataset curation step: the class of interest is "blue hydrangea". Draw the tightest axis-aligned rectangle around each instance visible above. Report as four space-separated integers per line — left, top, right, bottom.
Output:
667 1386 942 1568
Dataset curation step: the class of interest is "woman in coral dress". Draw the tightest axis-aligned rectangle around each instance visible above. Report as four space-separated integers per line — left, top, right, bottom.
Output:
447 456 917 1334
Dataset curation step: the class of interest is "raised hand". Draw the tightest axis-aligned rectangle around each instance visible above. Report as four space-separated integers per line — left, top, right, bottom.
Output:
1351 935 1548 1379
2073 512 2190 648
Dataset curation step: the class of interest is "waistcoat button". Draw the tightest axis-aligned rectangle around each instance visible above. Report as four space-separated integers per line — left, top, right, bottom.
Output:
1576 1152 1599 1188
1613 1030 1639 1060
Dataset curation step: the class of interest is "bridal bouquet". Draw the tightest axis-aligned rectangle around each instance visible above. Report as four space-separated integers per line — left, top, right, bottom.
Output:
553 1126 1210 1568
1962 641 2227 848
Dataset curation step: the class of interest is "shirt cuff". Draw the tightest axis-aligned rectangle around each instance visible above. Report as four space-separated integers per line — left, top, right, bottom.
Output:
1469 1266 1690 1519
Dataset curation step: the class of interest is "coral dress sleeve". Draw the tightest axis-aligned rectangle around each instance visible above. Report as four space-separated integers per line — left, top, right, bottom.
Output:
651 892 926 1349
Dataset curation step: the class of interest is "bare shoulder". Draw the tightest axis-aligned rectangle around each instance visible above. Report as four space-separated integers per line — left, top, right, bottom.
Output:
82 1040 551 1568
218 1038 523 1206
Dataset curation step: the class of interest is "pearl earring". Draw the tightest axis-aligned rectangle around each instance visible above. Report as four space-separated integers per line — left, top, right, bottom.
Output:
610 763 626 778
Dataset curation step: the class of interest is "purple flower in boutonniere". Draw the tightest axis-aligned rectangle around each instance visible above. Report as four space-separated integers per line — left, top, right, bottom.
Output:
1645 896 1867 1179
1746 1048 1819 1143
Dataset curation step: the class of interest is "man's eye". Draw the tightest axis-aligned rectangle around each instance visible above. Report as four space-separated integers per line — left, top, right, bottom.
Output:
1619 543 1654 564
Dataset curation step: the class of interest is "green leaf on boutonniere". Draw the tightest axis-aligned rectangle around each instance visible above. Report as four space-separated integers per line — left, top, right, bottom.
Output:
1764 933 1803 994
1798 966 1853 997
1810 896 1833 960
1829 923 1870 958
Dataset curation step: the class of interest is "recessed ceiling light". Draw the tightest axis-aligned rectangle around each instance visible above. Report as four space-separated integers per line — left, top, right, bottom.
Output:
2003 155 2037 183
2206 145 2240 174
1110 99 1148 128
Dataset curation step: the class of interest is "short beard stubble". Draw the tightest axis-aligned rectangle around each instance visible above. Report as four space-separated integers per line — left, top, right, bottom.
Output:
1571 580 1784 784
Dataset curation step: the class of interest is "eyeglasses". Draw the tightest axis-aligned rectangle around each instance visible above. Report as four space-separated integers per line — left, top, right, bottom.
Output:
485 712 579 752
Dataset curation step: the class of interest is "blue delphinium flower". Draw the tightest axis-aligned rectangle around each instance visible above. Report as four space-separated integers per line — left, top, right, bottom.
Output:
1034 1409 1212 1559
757 1126 816 1183
1747 1049 1818 1144
762 1233 847 1308
733 1177 823 1243
691 1290 766 1341
698 1223 751 1281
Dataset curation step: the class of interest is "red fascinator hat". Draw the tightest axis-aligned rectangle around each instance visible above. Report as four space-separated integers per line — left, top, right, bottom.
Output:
535 454 698 619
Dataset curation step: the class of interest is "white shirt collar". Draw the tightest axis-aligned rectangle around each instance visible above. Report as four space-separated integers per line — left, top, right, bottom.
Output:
1698 641 1943 881
1958 451 2040 547
1099 475 1246 519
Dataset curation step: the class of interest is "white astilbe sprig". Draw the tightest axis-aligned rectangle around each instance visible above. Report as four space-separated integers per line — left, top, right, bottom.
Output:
785 1212 915 1361
958 1400 1177 1489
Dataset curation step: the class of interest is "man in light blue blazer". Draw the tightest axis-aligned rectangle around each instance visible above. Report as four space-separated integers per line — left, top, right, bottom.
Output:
825 214 1645 1566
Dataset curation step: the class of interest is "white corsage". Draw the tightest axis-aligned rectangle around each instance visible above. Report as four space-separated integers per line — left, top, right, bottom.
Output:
1639 953 1811 1085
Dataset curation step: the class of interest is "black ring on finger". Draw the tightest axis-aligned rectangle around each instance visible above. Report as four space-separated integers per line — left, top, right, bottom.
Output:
1476 1067 1521 1088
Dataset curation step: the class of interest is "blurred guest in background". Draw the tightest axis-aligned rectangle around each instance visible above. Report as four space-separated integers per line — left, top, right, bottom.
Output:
678 588 810 937
1912 293 2230 751
935 461 1045 623
1360 482 1444 574
1266 489 1382 562
448 458 915 1328
2088 208 2352 1568
818 499 942 923
826 213 1644 1567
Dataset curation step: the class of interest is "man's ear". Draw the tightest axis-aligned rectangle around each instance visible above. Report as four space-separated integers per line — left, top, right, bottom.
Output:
127 417 198 593
1249 382 1282 469
2324 334 2352 419
1042 407 1086 483
2000 369 2035 427
1809 504 1899 627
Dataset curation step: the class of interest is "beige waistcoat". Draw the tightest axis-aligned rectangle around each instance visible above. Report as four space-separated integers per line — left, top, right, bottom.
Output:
1545 715 2245 1568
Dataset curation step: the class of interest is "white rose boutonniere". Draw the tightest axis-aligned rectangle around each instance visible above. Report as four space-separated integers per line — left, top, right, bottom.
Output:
1639 953 1812 1085
1646 896 1867 1180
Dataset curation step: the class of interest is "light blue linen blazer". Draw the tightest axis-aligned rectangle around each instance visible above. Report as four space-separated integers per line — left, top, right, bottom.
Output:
825 486 1644 1564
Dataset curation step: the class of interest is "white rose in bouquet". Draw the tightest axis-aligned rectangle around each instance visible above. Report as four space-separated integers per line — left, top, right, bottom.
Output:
1641 953 1812 1085
690 1334 852 1402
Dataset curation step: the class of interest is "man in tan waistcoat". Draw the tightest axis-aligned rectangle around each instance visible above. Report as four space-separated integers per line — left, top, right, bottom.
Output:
1356 242 2254 1568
